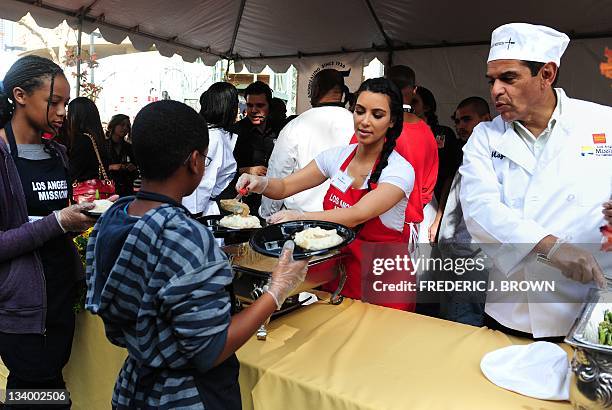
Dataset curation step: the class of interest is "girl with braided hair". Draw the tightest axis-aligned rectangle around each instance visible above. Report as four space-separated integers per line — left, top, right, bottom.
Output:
236 78 416 310
0 56 105 404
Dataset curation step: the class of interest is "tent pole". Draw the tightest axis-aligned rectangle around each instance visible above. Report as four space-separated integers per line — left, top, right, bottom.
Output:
90 32 95 84
228 0 247 57
76 13 83 97
224 59 230 80
363 0 392 50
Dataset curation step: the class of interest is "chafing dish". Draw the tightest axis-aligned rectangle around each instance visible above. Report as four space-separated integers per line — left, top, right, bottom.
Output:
222 242 347 340
565 289 612 409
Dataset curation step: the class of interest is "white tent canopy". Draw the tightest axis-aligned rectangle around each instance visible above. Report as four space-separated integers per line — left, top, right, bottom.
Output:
2 0 610 120
1 0 611 72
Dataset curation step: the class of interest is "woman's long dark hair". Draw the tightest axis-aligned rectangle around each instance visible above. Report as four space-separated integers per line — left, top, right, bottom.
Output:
0 55 65 156
354 77 403 190
105 113 130 141
67 97 106 158
199 82 238 131
416 86 439 129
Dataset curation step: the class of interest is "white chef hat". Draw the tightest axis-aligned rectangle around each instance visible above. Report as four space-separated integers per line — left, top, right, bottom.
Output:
487 23 570 66
480 342 570 400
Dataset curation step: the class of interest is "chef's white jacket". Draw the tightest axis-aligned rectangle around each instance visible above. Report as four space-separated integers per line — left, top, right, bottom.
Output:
459 89 612 337
183 127 237 215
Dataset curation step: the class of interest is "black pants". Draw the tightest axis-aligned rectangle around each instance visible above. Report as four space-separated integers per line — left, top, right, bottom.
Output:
0 283 77 409
483 313 565 343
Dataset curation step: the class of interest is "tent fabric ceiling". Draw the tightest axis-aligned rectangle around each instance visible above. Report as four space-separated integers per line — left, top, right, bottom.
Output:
2 0 612 71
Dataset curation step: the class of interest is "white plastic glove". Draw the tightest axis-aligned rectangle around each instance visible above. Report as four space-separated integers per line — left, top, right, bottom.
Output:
236 173 269 194
54 202 96 233
267 240 308 309
548 241 606 288
267 209 305 224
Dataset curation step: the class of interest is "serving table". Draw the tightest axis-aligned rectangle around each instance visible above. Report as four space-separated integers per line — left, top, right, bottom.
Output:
1 294 571 409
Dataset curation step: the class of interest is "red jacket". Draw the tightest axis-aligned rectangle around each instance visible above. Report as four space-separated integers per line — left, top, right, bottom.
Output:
351 120 438 224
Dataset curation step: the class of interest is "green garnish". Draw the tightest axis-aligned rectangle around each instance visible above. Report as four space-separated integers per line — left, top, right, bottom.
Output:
598 309 612 345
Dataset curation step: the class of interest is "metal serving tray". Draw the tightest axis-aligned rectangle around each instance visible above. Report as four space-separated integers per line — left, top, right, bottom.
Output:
222 242 346 302
565 288 612 409
565 289 612 353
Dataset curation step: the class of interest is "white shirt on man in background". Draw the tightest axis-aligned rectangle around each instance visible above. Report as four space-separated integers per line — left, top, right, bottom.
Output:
259 106 354 218
183 127 237 216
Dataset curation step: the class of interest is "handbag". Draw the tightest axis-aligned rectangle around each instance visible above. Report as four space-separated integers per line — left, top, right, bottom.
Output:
72 133 116 203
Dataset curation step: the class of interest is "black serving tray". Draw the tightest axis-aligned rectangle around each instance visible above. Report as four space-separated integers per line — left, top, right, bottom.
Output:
249 220 355 260
196 214 266 239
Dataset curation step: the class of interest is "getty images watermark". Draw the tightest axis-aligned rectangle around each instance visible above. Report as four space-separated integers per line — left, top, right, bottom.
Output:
371 254 555 292
360 243 561 305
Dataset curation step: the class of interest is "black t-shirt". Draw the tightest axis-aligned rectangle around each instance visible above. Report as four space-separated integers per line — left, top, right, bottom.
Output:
432 124 463 202
228 118 277 216
107 140 138 197
232 117 277 169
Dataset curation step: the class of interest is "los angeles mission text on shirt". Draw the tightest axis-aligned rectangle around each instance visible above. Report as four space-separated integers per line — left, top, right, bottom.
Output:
31 180 68 201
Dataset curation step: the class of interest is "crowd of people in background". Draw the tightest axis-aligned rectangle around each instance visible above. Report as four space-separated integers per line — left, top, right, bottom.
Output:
0 62 482 227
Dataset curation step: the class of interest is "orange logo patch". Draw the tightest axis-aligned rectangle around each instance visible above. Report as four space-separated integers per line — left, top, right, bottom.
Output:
593 133 607 144
601 48 612 79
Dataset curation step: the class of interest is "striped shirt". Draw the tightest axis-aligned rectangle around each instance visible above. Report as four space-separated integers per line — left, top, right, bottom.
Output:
85 198 233 409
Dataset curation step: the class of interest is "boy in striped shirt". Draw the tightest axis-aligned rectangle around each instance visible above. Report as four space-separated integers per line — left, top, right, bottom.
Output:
86 100 307 409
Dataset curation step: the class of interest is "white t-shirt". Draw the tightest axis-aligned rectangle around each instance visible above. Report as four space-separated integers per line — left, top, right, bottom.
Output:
315 144 415 232
259 106 354 218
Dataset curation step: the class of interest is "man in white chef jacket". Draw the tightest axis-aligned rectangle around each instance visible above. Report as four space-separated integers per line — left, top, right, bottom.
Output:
459 23 612 338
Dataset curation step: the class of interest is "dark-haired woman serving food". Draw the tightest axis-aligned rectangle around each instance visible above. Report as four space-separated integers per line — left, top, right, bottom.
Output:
237 78 415 310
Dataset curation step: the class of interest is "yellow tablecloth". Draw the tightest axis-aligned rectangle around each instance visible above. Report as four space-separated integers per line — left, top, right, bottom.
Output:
1 299 572 409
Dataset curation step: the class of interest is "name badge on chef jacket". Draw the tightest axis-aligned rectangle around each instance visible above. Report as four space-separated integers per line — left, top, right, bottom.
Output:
330 171 354 193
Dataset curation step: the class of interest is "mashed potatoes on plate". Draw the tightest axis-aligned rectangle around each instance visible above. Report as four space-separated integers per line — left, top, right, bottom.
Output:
294 227 343 250
219 215 261 229
91 199 113 214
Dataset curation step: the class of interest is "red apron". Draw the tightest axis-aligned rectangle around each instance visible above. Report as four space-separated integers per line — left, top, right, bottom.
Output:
322 146 414 311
